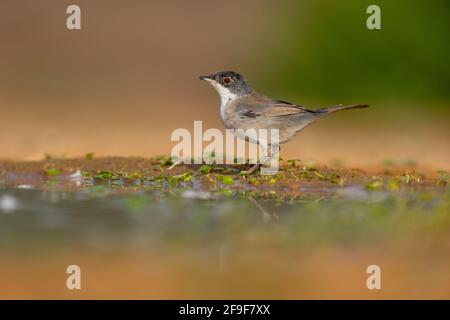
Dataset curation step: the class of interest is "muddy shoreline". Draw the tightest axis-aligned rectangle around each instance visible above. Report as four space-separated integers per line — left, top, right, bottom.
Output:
0 157 447 199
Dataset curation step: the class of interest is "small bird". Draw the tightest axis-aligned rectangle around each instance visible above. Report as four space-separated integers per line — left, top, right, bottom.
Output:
200 71 369 174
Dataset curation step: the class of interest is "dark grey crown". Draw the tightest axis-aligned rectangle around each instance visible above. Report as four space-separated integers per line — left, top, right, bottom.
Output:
200 71 253 95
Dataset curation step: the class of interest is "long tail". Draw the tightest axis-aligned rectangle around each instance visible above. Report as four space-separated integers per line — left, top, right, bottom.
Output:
314 104 370 115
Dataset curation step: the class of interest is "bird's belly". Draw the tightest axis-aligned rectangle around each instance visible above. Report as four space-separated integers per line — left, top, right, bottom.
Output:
221 104 316 145
221 116 281 145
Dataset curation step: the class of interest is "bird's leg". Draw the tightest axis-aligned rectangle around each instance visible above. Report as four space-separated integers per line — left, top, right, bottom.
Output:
259 144 279 164
168 159 182 170
244 145 269 175
245 144 279 175
246 163 262 175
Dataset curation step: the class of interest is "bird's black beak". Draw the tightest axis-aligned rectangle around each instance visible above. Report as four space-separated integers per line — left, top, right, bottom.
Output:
199 75 213 81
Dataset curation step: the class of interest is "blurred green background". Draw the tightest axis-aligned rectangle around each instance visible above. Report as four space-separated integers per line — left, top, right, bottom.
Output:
0 0 448 167
255 0 450 106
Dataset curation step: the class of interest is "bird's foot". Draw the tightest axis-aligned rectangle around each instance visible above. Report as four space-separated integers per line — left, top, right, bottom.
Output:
242 163 262 175
168 159 182 170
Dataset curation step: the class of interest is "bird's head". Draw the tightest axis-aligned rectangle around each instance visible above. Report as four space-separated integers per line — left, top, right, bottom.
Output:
199 71 252 98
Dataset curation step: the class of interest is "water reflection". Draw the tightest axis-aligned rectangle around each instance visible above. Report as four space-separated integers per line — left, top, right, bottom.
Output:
0 184 449 298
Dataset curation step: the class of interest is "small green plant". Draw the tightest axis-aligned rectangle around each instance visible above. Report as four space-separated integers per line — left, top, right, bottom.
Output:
95 170 116 180
199 165 212 175
365 177 383 190
314 171 326 180
220 175 234 185
45 168 60 176
328 171 343 185
436 170 448 186
386 179 399 191
168 172 192 185
287 159 300 166
297 170 312 179
215 174 234 185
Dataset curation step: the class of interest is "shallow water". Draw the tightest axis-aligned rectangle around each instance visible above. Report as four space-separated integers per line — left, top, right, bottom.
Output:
1 178 449 298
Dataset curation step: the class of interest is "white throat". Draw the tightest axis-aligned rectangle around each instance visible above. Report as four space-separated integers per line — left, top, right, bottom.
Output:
207 80 238 109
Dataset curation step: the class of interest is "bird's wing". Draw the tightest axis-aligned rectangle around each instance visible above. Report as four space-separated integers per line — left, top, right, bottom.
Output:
236 99 316 118
269 99 316 116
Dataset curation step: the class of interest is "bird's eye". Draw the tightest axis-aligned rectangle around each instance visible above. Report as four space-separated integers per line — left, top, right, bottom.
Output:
223 77 232 84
